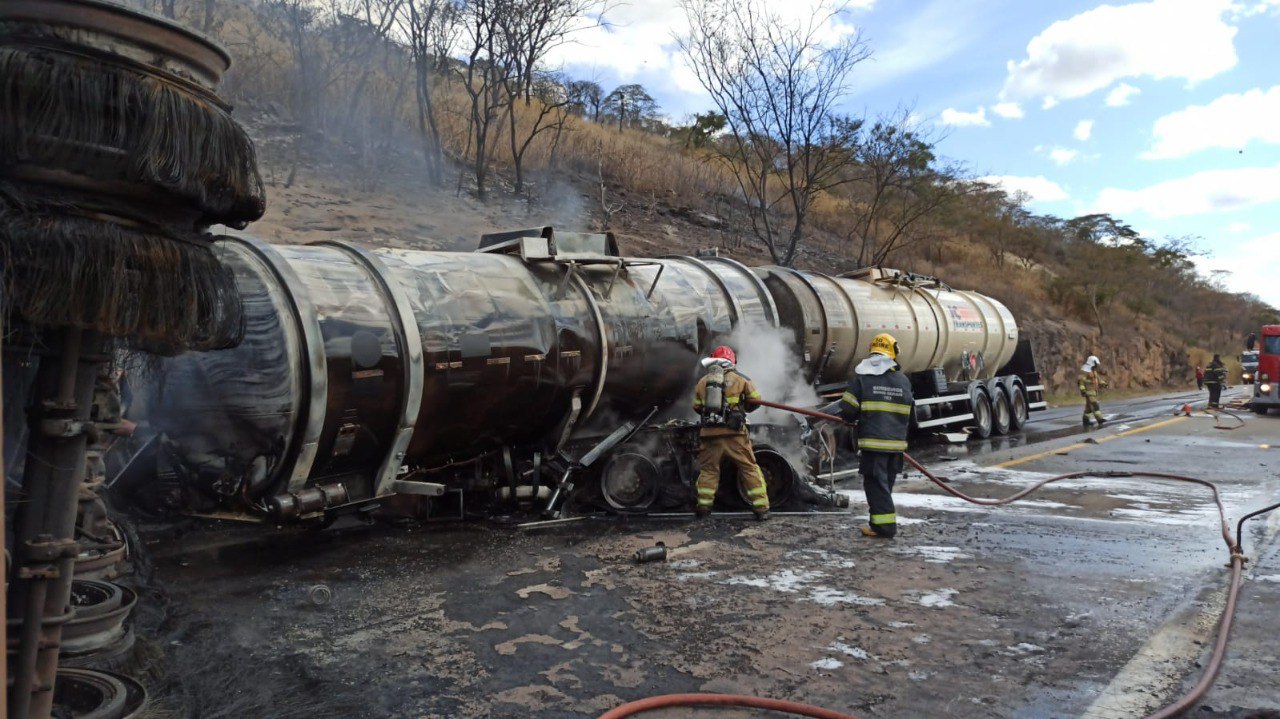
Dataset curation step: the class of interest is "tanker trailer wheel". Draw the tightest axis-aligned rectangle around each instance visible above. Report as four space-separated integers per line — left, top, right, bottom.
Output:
734 446 796 509
970 391 993 439
1009 385 1030 430
600 452 660 512
991 388 1012 435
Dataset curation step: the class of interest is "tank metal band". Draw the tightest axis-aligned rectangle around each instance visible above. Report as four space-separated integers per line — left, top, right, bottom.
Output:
663 256 743 327
312 240 425 498
822 273 862 379
969 293 1006 378
769 267 830 377
896 284 940 368
812 271 860 337
228 235 328 492
570 271 610 420
704 256 781 327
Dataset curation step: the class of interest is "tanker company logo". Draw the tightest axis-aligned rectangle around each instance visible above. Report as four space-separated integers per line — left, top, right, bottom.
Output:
946 304 984 332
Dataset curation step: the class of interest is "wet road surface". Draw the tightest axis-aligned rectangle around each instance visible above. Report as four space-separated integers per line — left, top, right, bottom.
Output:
133 387 1280 718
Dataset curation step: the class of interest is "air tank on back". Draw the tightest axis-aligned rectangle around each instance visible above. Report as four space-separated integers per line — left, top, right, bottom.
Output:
137 228 1021 519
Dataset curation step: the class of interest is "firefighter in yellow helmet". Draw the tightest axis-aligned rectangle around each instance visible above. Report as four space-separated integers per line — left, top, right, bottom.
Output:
822 333 914 538
691 345 770 520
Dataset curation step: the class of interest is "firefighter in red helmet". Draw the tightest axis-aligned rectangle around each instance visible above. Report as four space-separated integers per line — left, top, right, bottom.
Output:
691 345 770 520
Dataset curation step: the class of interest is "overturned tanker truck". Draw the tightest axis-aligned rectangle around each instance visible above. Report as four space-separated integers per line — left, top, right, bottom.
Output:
122 227 1045 523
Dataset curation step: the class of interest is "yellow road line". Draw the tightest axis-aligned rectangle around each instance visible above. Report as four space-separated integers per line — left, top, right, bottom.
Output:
993 416 1189 469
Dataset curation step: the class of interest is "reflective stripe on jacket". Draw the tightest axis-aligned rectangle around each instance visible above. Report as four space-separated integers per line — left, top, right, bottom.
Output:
837 369 914 453
1205 364 1227 385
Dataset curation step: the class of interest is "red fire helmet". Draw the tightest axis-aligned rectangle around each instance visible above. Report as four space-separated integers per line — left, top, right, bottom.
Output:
710 346 736 364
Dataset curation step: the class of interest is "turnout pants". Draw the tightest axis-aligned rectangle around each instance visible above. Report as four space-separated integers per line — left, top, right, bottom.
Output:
1081 391 1103 424
859 450 902 538
695 433 769 512
1207 383 1222 407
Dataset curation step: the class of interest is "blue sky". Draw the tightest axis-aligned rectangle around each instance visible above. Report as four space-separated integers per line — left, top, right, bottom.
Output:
550 0 1280 307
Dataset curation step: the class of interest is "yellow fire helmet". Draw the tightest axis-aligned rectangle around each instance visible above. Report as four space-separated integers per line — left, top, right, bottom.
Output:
870 333 898 360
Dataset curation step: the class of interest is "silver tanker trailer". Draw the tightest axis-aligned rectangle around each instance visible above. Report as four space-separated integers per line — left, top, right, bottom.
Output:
118 227 1044 523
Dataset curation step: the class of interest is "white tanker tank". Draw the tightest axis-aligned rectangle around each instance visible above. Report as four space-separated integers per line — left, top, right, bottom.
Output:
757 266 1019 383
129 228 1043 521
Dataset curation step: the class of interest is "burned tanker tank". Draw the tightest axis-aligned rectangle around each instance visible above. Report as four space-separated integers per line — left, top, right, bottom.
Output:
125 227 1043 523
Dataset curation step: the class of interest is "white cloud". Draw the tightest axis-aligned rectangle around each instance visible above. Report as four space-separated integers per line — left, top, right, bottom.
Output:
991 102 1024 119
1073 119 1094 141
1094 163 1280 218
549 0 875 99
1049 147 1079 165
1232 0 1280 18
1195 234 1280 307
940 107 990 127
1105 83 1142 107
980 175 1069 203
1144 86 1280 159
1001 0 1238 103
1041 96 1058 110
1228 222 1252 233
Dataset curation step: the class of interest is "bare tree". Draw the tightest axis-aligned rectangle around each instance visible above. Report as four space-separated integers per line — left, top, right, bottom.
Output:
453 0 513 200
843 112 967 267
495 0 611 194
400 0 461 184
677 0 871 266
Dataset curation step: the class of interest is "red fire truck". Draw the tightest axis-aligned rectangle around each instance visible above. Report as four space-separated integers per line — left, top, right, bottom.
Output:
1251 325 1280 415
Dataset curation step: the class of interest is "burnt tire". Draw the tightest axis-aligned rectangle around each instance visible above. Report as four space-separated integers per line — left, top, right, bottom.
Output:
970 391 993 439
991 388 1012 436
600 453 660 512
735 446 796 509
1009 385 1030 430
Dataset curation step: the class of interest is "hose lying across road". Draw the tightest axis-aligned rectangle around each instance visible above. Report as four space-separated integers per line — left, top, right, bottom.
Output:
598 398 1274 719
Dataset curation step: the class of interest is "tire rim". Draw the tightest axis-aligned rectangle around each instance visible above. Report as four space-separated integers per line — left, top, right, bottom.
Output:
600 453 659 511
975 397 991 433
1013 390 1029 425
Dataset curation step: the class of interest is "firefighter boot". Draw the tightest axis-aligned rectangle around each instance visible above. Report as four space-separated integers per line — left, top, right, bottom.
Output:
694 506 710 519
754 510 770 522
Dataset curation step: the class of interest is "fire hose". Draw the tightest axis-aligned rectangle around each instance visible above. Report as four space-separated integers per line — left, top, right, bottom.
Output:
597 397 1272 719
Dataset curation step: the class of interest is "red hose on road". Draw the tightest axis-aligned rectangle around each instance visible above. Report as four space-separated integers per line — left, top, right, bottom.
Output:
596 693 863 719
594 397 1251 719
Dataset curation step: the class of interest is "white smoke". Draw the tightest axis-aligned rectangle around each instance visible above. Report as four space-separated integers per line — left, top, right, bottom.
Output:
722 323 825 423
714 322 833 482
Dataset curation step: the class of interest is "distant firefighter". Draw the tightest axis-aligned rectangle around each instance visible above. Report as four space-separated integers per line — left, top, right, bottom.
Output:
691 346 770 520
1205 354 1228 408
1195 365 1204 391
1079 355 1108 428
824 333 914 539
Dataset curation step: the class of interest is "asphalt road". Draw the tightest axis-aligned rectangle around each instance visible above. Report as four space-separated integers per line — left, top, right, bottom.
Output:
131 386 1280 718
